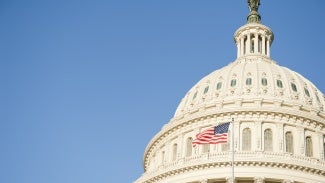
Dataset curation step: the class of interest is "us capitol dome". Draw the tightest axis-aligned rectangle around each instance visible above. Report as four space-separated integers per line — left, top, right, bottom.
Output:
134 1 325 183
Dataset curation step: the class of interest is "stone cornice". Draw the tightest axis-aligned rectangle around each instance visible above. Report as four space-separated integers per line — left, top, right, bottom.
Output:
234 23 274 43
137 152 325 183
143 103 325 170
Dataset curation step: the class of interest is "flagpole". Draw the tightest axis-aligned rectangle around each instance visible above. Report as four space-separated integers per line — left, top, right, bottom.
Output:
231 118 234 183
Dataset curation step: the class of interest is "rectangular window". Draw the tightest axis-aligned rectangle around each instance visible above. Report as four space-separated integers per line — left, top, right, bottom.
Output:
277 80 283 88
246 78 252 85
204 86 209 94
261 78 267 86
216 82 222 90
316 94 321 102
291 83 297 92
193 92 197 99
304 87 310 97
231 79 237 87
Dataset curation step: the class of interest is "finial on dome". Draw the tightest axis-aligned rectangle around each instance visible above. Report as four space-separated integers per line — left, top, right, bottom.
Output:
247 0 261 23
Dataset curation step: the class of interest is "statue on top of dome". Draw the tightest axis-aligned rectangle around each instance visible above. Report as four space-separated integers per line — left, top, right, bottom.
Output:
248 0 260 12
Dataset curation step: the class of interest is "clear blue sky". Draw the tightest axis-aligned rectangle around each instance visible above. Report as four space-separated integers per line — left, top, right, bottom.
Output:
1 1 324 183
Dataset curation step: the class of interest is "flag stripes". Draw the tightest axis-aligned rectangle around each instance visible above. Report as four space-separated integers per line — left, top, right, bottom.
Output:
192 122 230 146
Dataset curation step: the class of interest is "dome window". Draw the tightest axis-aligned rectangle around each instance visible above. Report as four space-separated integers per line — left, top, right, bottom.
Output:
246 78 252 85
230 79 237 87
261 78 268 86
202 144 210 153
264 129 273 151
203 86 209 94
316 94 321 102
306 136 313 157
216 82 222 90
160 151 165 164
285 132 294 153
291 83 297 92
172 143 177 161
276 80 283 88
192 92 197 99
304 87 310 97
242 128 251 151
221 130 231 151
186 137 193 157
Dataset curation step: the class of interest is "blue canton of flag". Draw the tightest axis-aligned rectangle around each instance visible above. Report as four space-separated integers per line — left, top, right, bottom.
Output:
214 122 230 134
192 122 230 146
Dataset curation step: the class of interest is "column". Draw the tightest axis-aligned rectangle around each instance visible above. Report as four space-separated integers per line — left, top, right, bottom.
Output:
194 128 200 155
277 123 284 152
254 33 258 53
234 121 240 151
318 133 324 159
178 134 184 160
297 127 305 155
159 147 165 165
165 141 171 162
266 38 270 57
255 121 262 151
241 36 245 56
254 177 265 183
262 36 265 55
237 41 240 58
246 33 251 55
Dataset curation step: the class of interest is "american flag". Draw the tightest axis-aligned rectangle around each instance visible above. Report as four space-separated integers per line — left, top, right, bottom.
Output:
192 122 230 146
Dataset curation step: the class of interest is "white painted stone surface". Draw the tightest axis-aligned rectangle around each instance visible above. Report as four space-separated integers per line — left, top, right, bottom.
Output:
134 9 325 183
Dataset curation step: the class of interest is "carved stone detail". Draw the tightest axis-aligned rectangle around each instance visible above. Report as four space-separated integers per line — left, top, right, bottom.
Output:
200 179 208 183
254 177 264 183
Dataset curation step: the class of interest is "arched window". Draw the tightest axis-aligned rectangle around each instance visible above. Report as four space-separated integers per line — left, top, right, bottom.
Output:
291 83 297 92
258 36 262 53
316 94 321 103
264 129 273 151
203 86 209 94
172 143 177 161
242 128 251 151
231 79 237 87
221 130 231 151
277 80 283 88
246 78 252 85
285 132 294 153
216 82 222 90
261 78 268 86
202 144 210 153
250 35 254 53
186 137 193 157
161 151 165 164
192 92 197 99
304 87 310 97
244 37 247 54
306 136 313 157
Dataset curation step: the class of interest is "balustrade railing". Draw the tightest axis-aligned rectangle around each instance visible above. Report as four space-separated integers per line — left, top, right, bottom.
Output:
143 151 325 180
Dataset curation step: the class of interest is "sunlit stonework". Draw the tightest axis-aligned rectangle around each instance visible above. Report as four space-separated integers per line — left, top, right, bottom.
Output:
134 2 325 183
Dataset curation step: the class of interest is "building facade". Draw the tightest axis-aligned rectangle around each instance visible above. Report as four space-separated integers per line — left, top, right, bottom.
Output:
134 2 325 183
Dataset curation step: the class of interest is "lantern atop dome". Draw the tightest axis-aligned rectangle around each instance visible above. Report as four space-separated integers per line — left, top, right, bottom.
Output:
234 0 273 58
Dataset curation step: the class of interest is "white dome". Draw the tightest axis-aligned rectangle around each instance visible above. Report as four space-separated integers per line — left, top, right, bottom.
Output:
135 3 325 183
174 55 325 118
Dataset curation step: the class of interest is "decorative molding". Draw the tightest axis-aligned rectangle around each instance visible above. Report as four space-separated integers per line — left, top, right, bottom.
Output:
138 156 325 183
254 177 264 183
143 109 325 170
